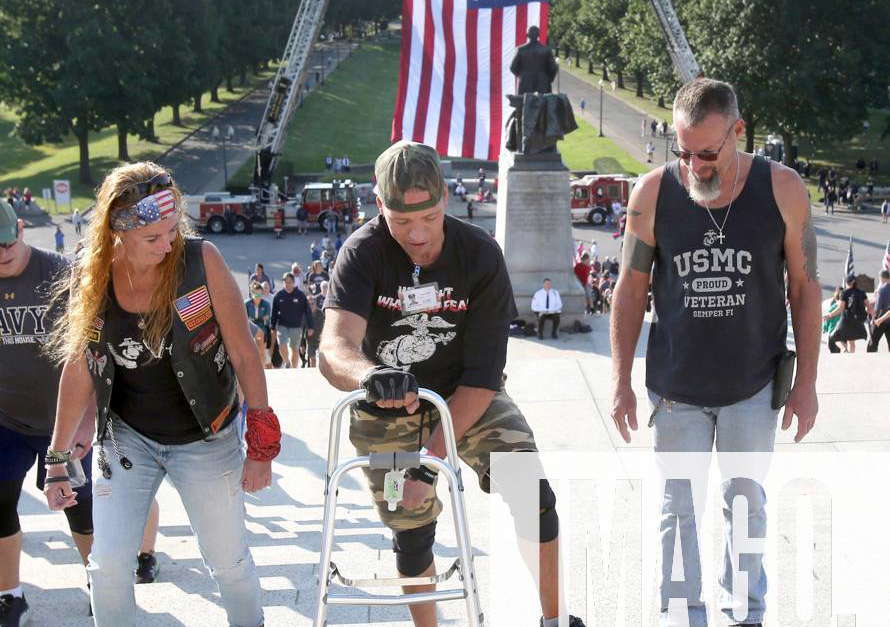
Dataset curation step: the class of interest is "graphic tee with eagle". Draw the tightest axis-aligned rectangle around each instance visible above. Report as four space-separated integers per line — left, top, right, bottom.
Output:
326 215 517 416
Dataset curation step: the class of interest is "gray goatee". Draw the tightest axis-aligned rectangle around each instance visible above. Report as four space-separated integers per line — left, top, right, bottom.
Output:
688 168 722 205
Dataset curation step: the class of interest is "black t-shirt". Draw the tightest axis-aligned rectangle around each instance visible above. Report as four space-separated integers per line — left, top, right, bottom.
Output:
106 284 205 444
306 271 329 295
326 215 516 415
841 287 867 322
0 247 67 436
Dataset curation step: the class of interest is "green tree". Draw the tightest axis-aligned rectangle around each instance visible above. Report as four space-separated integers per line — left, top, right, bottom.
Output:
684 0 890 162
577 0 628 84
619 0 681 107
549 0 583 59
0 1 114 184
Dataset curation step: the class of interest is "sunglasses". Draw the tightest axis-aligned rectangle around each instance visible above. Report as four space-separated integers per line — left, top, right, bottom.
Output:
119 172 174 204
0 240 18 250
671 121 738 162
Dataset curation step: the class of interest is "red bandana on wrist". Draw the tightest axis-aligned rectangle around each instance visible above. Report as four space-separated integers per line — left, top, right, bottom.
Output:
245 407 281 462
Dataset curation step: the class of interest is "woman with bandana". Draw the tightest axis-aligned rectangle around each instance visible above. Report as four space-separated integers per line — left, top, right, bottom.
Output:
41 162 281 626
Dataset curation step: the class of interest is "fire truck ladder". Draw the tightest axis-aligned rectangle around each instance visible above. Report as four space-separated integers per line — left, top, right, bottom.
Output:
254 0 330 196
648 0 701 84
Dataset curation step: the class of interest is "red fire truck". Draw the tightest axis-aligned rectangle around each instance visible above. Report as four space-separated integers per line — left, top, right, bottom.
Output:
569 174 633 226
184 180 359 235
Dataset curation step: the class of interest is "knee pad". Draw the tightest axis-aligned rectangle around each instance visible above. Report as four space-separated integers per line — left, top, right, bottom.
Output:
64 488 94 536
0 479 24 538
392 521 437 577
539 479 559 543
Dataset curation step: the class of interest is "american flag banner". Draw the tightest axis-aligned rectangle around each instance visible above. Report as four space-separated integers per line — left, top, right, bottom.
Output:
392 0 550 160
843 235 854 284
883 240 890 273
174 286 213 332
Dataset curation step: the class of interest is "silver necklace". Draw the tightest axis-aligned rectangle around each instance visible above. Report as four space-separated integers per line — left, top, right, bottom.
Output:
698 150 740 247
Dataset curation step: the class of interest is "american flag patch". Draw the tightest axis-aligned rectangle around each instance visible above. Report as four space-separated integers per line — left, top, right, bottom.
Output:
174 286 213 331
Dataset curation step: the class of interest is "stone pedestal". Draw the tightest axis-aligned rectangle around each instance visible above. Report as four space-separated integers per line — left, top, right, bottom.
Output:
495 151 586 326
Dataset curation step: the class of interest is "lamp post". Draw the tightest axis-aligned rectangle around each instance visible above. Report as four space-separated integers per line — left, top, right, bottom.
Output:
212 125 235 187
597 79 604 137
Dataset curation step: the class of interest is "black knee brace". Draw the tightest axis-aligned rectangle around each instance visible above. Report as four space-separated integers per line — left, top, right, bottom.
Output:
0 479 24 538
393 521 437 577
539 479 559 543
63 487 94 536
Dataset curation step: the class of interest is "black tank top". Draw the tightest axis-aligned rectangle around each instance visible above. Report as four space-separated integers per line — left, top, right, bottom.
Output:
106 283 205 444
646 156 787 406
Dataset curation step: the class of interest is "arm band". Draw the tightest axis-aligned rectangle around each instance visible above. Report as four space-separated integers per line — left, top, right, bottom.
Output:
245 407 282 462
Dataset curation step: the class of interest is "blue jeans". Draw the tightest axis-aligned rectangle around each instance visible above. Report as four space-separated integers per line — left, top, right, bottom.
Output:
88 418 261 626
648 382 778 627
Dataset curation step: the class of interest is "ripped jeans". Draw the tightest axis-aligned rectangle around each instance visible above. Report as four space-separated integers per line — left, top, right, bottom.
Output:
88 418 262 626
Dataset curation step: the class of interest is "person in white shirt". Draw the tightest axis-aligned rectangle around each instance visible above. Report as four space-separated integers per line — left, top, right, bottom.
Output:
531 278 562 339
72 208 83 235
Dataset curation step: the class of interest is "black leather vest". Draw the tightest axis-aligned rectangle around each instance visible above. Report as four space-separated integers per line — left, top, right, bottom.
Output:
87 238 237 441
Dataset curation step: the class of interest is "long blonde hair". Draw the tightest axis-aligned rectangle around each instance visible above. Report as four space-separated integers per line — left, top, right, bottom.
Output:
46 162 193 364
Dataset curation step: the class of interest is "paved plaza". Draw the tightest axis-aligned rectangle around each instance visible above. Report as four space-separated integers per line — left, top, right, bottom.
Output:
15 318 888 626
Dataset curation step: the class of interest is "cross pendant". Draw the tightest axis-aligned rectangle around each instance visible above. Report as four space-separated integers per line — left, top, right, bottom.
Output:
716 231 726 245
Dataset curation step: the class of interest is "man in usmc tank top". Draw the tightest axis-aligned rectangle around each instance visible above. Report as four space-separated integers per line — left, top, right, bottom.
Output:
609 79 822 626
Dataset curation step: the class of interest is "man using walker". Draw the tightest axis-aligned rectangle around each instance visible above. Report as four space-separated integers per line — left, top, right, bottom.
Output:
319 141 584 627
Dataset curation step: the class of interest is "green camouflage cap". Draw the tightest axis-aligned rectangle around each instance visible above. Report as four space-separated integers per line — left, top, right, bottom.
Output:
0 200 17 244
374 140 445 212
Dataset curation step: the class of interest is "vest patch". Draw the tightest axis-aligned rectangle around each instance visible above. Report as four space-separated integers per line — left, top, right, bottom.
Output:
190 321 219 355
175 286 213 331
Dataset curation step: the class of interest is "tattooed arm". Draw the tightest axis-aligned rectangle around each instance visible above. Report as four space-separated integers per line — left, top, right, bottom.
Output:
609 168 661 443
773 163 821 442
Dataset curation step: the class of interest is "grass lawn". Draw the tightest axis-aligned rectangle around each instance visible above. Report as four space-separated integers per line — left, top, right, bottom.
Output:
559 118 647 176
0 71 274 212
229 42 400 188
231 42 645 188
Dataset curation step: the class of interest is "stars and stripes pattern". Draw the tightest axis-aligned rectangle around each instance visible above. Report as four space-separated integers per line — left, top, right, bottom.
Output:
843 235 854 284
392 0 549 161
135 189 177 223
111 189 179 231
883 240 890 273
174 286 213 332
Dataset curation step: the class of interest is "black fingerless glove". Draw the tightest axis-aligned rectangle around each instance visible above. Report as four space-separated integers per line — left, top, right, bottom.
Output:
360 365 418 403
405 465 438 485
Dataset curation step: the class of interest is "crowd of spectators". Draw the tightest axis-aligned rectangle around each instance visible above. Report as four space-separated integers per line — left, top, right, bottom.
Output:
4 187 36 211
324 154 351 172
245 253 333 369
573 247 621 315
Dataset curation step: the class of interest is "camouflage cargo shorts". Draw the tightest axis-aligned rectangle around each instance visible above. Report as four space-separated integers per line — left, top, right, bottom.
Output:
349 388 538 532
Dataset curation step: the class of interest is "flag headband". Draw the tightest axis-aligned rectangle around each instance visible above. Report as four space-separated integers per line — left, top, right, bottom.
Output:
111 189 179 231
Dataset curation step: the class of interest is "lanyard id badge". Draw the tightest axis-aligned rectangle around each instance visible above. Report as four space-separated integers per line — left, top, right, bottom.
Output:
400 264 440 315
383 469 405 511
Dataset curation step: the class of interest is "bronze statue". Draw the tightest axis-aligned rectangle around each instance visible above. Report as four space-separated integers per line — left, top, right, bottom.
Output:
509 25 558 95
505 26 576 156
